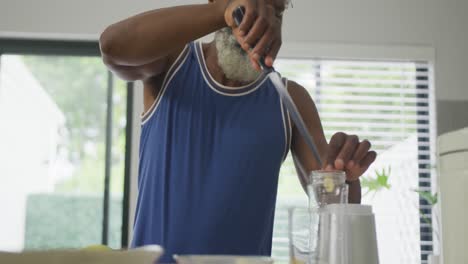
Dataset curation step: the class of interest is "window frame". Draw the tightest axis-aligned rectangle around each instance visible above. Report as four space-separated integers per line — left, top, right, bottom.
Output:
0 38 134 248
277 41 437 264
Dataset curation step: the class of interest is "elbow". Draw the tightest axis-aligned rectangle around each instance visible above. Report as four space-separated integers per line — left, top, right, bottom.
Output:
99 25 120 61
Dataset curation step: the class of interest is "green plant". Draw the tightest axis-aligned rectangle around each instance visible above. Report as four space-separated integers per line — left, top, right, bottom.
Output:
414 190 438 206
24 193 123 250
413 189 440 244
361 166 392 197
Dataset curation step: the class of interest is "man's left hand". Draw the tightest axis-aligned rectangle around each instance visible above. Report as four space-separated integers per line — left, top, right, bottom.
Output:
324 132 377 182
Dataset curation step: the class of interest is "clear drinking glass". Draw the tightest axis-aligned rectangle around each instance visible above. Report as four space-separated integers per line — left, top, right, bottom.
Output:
288 207 317 264
288 171 349 264
297 170 348 264
308 170 348 208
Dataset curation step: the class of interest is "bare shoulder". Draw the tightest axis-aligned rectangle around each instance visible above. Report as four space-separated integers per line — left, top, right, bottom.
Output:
286 80 316 110
287 80 308 95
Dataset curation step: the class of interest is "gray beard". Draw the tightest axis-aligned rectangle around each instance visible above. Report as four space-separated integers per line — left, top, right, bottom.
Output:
214 28 261 83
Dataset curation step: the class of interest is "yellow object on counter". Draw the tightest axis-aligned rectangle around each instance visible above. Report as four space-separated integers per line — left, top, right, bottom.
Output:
323 175 335 192
0 245 163 264
290 257 306 264
81 244 113 251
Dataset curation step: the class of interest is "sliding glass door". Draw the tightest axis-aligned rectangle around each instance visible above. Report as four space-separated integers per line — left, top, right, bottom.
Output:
0 40 132 251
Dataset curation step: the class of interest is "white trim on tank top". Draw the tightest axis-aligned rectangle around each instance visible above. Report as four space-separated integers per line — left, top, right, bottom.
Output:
141 44 190 125
285 77 293 161
280 97 288 161
195 41 292 159
287 96 292 155
280 78 292 162
195 42 269 97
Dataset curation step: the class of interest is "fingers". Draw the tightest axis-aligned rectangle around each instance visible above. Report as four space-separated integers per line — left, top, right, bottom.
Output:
334 135 359 170
226 0 282 68
359 151 377 170
250 56 261 71
324 132 346 170
252 6 282 67
346 140 371 170
242 9 268 51
237 1 257 35
346 150 377 181
324 132 377 181
232 27 246 47
248 5 275 58
265 38 281 67
251 27 273 62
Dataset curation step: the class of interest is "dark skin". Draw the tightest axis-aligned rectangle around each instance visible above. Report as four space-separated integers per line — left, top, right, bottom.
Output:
100 0 377 203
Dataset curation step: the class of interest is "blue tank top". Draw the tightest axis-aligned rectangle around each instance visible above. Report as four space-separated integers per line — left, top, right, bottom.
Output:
132 42 291 262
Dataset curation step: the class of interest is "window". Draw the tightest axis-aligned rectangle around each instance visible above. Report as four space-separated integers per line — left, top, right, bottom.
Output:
272 58 435 264
0 39 133 251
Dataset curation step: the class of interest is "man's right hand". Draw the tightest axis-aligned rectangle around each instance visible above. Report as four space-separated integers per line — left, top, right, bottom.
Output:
217 0 283 71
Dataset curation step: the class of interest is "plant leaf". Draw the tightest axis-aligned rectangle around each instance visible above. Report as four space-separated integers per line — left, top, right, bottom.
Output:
361 166 392 196
414 190 438 205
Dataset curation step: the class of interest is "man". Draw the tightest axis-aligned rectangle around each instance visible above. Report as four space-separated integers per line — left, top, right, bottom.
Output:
100 0 377 261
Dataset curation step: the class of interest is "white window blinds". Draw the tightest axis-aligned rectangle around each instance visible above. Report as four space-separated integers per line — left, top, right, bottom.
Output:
272 58 435 264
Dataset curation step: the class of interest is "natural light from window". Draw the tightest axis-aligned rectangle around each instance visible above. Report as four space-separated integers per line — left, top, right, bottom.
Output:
272 58 435 264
